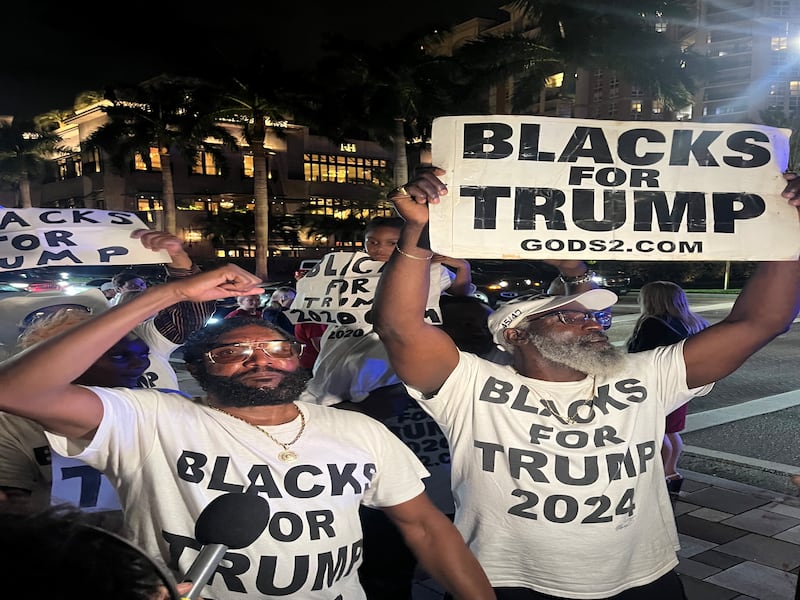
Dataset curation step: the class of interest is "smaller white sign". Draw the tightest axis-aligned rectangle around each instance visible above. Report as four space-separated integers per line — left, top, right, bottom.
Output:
290 251 444 326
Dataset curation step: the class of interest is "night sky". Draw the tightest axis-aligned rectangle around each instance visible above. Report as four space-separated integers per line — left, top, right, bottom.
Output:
0 0 507 120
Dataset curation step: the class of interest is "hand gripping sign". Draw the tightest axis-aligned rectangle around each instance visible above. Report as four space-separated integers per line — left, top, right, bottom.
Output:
0 209 170 272
429 115 800 261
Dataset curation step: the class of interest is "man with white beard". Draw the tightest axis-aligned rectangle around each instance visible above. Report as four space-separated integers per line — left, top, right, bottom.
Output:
373 167 800 600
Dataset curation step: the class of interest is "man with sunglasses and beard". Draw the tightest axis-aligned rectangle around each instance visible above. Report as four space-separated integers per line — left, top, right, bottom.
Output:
0 263 494 600
373 167 800 600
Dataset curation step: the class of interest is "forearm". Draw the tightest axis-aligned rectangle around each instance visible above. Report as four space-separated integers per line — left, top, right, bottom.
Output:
155 264 215 343
374 222 432 339
726 261 800 332
404 513 495 599
0 283 186 408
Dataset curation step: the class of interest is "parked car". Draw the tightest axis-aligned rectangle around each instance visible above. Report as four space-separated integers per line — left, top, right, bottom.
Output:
0 264 169 296
589 265 632 296
468 259 556 307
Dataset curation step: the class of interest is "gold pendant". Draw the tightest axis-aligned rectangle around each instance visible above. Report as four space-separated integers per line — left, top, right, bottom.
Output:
278 449 298 462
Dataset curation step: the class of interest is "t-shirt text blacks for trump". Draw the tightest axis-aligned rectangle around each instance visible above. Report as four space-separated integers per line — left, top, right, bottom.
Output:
430 115 800 261
0 209 170 271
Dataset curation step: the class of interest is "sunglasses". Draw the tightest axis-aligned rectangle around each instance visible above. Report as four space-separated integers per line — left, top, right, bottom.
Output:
528 309 613 330
205 340 305 364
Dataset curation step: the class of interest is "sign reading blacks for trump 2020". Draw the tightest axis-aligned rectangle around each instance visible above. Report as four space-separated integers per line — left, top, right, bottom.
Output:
429 115 800 261
0 209 170 272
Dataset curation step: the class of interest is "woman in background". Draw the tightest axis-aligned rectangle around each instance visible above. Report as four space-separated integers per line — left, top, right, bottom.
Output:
627 280 710 502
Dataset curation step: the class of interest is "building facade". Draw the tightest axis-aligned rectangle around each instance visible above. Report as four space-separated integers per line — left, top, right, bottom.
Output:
1 102 395 275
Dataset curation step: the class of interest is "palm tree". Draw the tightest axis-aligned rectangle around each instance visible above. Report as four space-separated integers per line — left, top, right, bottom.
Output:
760 108 800 173
0 119 65 208
453 0 703 114
303 33 467 187
210 59 303 281
85 75 239 235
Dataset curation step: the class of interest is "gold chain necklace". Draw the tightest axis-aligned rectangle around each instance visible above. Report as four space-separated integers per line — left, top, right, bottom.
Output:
211 404 306 462
548 376 597 425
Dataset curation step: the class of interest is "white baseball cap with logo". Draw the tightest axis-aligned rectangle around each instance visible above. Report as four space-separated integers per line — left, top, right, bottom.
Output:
487 289 619 348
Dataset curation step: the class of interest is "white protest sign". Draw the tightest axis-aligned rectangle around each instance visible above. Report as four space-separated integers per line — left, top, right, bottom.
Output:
290 251 444 326
430 115 800 261
0 209 170 272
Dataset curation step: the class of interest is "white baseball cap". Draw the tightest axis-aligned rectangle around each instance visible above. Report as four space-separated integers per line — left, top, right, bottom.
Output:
100 282 116 292
487 289 618 346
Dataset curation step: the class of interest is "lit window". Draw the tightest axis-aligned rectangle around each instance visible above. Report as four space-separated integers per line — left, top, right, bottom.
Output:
772 36 789 51
303 154 388 185
652 99 664 114
243 155 254 177
192 151 222 176
134 148 161 171
136 196 162 212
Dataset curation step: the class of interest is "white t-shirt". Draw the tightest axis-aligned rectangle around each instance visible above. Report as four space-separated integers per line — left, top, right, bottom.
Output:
301 263 454 405
133 318 181 390
405 341 712 599
47 390 429 600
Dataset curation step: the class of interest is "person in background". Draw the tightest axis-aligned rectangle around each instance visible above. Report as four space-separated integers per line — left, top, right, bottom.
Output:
294 321 327 370
100 281 118 305
298 215 474 600
301 216 473 407
223 294 263 320
116 229 214 391
626 280 710 503
438 295 513 365
109 272 148 307
0 308 151 515
262 286 296 335
372 166 800 600
0 264 494 600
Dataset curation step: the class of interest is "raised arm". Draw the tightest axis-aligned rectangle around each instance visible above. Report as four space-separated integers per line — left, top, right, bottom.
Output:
373 169 461 395
683 174 800 387
434 254 474 296
0 265 263 439
135 229 215 343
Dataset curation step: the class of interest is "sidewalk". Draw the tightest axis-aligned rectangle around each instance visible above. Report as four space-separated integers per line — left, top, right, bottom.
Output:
412 469 800 599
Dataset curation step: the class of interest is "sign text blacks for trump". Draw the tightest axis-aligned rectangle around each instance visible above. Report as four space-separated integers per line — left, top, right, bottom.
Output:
429 115 800 261
0 209 170 271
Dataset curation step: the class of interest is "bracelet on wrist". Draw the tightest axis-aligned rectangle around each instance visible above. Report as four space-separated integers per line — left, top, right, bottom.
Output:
558 270 594 285
395 246 433 261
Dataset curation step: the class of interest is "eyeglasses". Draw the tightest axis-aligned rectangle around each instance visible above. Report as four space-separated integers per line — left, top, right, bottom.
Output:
205 340 305 364
528 309 613 330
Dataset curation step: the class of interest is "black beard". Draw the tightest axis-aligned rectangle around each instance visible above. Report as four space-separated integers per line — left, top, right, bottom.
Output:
203 368 312 408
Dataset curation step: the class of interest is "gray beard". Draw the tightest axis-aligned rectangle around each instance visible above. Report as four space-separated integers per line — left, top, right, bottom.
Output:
203 368 312 408
528 333 628 378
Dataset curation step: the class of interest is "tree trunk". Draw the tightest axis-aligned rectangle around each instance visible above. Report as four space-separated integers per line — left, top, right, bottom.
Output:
19 177 32 208
253 140 270 282
392 117 408 186
160 149 177 235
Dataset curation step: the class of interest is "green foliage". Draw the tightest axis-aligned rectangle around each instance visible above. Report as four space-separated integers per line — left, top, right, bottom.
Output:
760 108 800 172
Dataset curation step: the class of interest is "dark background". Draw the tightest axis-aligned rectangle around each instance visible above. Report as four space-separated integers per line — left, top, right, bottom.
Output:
1 0 506 119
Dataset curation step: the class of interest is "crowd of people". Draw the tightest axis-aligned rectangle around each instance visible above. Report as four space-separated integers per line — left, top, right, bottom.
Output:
0 170 798 600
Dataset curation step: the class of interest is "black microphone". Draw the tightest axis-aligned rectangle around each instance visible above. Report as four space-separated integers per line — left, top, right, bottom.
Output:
182 492 271 600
